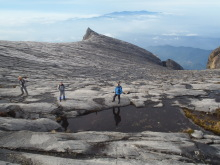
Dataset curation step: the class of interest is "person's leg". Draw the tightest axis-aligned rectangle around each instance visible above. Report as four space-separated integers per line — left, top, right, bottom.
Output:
23 86 28 95
118 95 120 104
20 87 24 95
113 107 116 114
112 94 117 102
63 91 65 100
117 107 120 114
59 91 62 102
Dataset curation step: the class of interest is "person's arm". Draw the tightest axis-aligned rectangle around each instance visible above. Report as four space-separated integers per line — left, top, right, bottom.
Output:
120 86 123 94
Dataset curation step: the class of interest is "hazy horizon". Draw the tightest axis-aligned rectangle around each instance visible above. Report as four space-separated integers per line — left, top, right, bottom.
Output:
1 0 220 50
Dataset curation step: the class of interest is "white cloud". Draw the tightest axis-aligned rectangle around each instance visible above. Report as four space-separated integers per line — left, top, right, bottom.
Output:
162 31 198 37
162 33 178 36
0 10 100 26
186 33 198 37
104 33 115 38
152 36 161 40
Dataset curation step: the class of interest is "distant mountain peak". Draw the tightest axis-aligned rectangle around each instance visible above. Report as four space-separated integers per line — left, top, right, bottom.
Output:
104 10 159 17
83 28 99 40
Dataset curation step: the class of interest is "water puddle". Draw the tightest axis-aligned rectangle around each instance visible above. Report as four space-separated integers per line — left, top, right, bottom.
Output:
67 103 204 133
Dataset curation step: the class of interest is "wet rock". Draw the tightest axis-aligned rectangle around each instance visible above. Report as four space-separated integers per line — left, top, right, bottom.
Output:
153 102 164 108
130 99 145 107
0 118 61 132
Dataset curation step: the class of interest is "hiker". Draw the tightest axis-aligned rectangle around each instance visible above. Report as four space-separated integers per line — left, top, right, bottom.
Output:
112 81 123 104
113 107 121 126
58 82 65 102
18 76 28 95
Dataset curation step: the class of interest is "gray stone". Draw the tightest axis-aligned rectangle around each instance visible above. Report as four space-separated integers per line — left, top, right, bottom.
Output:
0 131 218 164
162 59 184 70
1 152 198 165
0 161 19 165
191 130 204 139
0 118 61 132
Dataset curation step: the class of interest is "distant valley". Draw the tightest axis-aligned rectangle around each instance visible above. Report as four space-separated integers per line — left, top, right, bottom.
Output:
146 45 212 70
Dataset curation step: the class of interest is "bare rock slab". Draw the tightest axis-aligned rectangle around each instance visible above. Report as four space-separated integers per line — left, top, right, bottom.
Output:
0 131 219 164
0 118 61 132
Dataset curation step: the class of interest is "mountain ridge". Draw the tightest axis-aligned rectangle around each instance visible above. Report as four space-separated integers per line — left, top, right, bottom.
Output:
147 45 212 70
0 28 172 84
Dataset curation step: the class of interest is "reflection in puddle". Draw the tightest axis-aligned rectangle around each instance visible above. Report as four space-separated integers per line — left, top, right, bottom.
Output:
113 107 121 126
68 105 204 133
57 116 69 131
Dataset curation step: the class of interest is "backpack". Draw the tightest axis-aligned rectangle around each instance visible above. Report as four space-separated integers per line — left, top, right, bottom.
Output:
116 86 122 94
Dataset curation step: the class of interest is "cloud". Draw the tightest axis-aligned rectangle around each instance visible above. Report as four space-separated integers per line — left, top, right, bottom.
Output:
185 33 198 37
103 33 115 38
162 31 198 37
0 10 100 26
162 33 179 36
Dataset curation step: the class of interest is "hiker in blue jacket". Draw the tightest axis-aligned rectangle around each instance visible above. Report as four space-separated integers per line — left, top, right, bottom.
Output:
112 82 123 104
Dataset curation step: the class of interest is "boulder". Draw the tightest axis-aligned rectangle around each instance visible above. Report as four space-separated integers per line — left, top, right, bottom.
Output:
0 118 61 132
207 47 220 69
162 59 184 70
191 130 204 139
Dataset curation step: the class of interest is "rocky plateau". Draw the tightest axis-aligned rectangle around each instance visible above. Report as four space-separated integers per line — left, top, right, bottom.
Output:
0 28 220 165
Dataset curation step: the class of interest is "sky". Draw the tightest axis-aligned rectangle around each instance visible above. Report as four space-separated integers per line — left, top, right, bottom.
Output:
0 0 220 49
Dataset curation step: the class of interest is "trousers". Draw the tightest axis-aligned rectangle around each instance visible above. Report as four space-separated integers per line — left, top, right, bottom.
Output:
20 86 28 95
59 91 65 99
113 94 120 103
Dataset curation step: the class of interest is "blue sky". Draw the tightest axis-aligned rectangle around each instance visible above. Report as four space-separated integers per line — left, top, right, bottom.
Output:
0 0 220 49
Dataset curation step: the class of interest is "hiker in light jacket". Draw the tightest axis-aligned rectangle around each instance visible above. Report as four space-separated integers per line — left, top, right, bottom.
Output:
112 82 123 104
18 76 28 95
58 82 65 102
